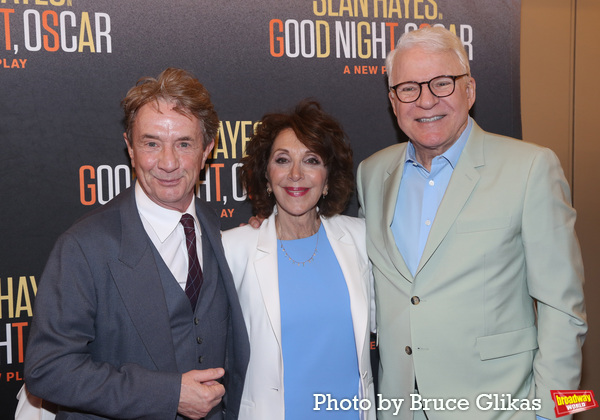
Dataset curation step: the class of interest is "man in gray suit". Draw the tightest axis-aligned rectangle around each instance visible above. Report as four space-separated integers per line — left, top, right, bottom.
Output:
24 68 249 420
357 27 586 419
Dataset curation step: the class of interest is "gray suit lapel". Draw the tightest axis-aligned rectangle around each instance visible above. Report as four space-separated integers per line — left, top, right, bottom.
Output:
200 230 219 291
194 201 237 304
108 189 178 371
194 198 251 397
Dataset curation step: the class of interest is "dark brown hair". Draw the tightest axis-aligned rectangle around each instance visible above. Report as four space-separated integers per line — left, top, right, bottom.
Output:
241 100 354 218
122 67 219 147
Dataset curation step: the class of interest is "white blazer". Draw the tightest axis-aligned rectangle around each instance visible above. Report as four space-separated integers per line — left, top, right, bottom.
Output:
222 212 376 420
14 385 56 420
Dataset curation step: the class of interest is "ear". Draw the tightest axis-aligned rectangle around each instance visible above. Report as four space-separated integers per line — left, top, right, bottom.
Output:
200 140 215 168
466 76 476 110
265 170 272 192
124 133 134 163
388 90 400 118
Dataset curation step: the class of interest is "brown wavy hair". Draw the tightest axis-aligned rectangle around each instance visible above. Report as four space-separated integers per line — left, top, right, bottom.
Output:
122 67 219 147
241 100 354 218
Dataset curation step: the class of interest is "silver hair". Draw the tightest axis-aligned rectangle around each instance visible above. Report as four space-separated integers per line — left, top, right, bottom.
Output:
386 26 470 86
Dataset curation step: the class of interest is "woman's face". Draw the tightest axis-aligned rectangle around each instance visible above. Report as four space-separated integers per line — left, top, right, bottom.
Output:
266 128 328 223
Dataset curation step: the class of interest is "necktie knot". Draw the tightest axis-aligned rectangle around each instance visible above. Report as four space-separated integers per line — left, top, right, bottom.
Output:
180 213 195 235
180 214 203 310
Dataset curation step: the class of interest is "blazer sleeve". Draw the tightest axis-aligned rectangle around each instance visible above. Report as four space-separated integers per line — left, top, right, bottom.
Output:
356 161 366 219
24 231 182 420
522 147 587 417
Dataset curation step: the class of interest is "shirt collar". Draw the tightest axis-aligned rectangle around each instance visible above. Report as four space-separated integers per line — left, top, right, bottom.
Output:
405 116 473 169
135 182 199 243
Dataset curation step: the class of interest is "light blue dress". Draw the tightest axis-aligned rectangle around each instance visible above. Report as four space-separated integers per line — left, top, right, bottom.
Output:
278 223 360 420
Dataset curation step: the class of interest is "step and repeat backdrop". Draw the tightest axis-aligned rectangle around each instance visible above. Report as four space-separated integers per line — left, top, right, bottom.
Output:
0 0 521 415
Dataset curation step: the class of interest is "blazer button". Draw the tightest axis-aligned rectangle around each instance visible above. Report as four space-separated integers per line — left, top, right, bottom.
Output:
198 356 203 363
196 337 203 344
411 296 420 305
405 346 412 355
194 317 199 325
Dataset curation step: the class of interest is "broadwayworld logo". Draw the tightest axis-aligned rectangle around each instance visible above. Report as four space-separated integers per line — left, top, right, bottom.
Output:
551 390 598 417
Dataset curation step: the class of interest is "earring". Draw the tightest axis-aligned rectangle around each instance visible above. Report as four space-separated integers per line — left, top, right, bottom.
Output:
322 187 328 199
267 186 272 197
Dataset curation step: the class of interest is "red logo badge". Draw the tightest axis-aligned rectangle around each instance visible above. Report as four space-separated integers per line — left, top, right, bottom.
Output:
551 390 598 417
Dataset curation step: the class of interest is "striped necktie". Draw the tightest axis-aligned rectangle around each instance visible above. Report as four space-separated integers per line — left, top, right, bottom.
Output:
180 214 203 309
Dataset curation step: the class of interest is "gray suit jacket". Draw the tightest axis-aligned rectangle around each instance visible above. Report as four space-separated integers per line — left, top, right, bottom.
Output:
25 186 249 420
357 122 586 419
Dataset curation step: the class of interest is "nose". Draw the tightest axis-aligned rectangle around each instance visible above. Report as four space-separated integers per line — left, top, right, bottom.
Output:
288 161 303 181
415 83 439 108
157 145 179 172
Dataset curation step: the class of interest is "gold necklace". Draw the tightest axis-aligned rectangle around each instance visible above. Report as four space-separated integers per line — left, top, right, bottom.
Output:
279 228 320 266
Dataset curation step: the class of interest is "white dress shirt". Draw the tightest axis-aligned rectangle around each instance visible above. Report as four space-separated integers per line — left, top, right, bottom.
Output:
135 183 202 290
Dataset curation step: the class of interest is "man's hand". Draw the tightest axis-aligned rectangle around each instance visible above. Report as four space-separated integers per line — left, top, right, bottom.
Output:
178 368 226 420
244 215 264 229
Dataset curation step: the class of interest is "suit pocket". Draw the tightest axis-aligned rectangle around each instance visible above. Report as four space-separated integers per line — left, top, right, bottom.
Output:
476 325 538 360
214 312 230 337
456 216 511 233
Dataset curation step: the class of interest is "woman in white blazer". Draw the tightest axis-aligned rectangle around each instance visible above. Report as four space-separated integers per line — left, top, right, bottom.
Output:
222 100 375 420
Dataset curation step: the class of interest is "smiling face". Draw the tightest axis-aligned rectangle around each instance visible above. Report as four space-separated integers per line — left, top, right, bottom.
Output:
266 128 328 227
389 46 476 168
124 100 214 212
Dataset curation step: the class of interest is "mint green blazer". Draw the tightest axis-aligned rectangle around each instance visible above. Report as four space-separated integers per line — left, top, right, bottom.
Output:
357 121 586 420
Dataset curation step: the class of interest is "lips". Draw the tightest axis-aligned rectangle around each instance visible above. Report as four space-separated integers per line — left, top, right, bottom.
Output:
284 187 310 197
416 115 444 123
155 177 182 186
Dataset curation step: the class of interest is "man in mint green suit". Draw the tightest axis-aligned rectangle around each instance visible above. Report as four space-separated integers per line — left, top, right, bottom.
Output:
357 27 586 419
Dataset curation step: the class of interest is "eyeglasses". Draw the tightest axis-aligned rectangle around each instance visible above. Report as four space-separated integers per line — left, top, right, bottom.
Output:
389 74 468 103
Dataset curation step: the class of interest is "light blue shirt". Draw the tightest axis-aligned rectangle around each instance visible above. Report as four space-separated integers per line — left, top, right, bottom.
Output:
278 224 360 419
391 117 473 276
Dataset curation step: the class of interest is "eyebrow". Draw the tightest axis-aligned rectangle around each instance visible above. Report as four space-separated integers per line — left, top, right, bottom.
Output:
140 134 195 141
